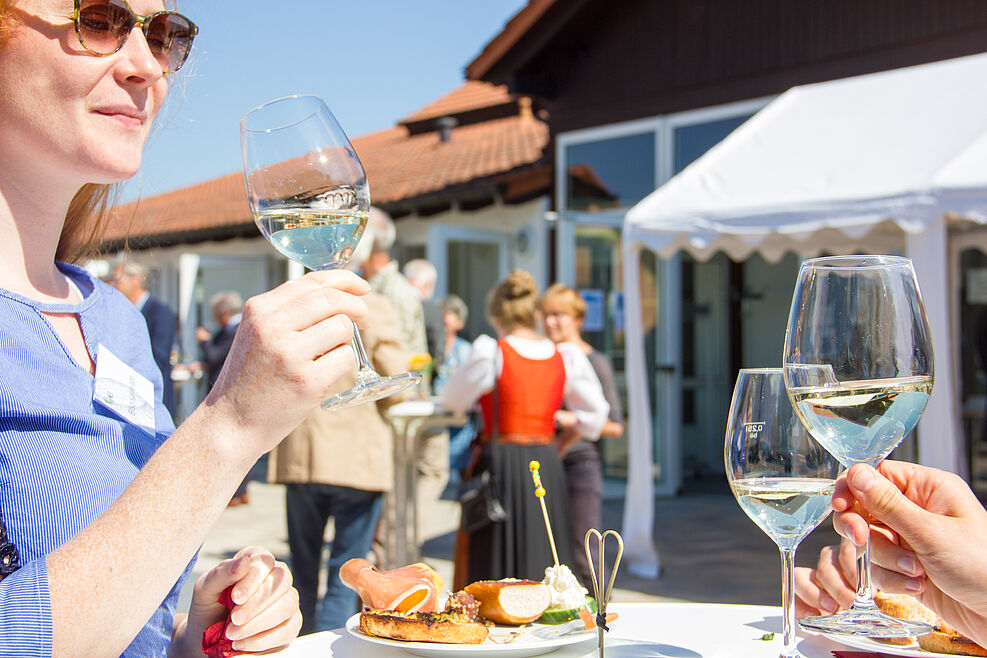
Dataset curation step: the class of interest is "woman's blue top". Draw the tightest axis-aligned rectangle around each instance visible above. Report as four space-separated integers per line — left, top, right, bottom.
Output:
0 263 191 657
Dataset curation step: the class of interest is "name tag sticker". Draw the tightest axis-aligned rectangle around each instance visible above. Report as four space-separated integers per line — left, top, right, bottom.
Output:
93 344 156 435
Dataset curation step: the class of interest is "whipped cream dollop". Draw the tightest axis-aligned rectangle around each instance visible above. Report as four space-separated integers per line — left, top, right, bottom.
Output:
543 564 587 610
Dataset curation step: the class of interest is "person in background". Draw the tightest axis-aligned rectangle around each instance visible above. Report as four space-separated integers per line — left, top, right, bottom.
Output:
0 0 372 653
540 283 625 589
358 213 443 553
359 207 427 355
432 294 475 487
196 291 242 390
110 260 177 416
403 258 445 367
269 273 409 632
793 461 987 647
196 291 249 505
442 270 609 589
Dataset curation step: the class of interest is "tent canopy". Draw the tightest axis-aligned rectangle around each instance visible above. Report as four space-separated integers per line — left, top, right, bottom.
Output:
618 52 987 578
624 52 987 260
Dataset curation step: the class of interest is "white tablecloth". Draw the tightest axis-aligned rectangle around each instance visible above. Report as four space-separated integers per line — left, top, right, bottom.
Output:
267 602 864 657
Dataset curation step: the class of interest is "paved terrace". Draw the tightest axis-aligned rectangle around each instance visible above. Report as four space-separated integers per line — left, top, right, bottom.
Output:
179 462 842 613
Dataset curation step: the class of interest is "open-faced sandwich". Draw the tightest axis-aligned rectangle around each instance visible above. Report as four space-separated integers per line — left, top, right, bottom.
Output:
875 591 987 656
341 559 490 644
539 564 597 624
359 592 490 645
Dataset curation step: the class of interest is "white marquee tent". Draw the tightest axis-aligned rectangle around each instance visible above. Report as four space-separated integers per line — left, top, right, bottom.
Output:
619 52 987 577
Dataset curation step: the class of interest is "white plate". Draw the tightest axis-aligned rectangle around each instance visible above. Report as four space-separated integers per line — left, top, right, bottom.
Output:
822 632 967 657
345 613 598 658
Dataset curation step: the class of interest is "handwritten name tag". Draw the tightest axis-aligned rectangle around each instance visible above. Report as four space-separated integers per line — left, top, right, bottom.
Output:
93 344 155 435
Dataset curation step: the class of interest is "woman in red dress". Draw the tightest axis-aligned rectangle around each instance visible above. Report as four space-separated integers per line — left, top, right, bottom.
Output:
442 271 609 587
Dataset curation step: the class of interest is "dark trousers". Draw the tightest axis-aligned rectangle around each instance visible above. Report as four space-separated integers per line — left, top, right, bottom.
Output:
285 483 382 633
563 446 603 590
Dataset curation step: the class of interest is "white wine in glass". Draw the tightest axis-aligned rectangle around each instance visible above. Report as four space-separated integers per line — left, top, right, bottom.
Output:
783 255 934 638
726 369 841 658
241 94 420 410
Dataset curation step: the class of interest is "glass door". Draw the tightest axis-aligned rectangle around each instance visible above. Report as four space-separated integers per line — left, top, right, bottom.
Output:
428 225 510 341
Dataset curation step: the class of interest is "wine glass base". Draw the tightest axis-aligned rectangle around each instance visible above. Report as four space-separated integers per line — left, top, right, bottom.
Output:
799 609 932 638
321 371 421 411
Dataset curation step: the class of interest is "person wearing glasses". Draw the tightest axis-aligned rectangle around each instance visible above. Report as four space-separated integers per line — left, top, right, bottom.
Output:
540 284 625 590
0 1 370 656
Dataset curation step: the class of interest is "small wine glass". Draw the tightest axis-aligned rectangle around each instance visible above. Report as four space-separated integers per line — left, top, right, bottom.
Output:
725 368 842 658
783 255 934 637
241 94 420 410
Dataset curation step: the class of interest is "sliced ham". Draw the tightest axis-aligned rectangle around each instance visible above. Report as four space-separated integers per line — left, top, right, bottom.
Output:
340 559 444 613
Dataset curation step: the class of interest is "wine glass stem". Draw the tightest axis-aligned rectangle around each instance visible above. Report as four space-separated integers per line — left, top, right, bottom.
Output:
852 537 877 610
780 546 798 658
350 320 378 375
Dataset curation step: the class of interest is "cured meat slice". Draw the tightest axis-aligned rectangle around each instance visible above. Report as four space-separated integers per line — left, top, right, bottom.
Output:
340 559 444 613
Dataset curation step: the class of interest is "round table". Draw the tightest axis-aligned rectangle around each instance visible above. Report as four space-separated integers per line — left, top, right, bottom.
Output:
263 601 868 657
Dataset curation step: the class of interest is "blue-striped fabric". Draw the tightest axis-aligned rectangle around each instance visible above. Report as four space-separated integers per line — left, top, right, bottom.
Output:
0 263 192 657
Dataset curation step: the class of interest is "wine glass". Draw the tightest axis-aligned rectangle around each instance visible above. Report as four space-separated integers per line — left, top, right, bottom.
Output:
726 368 841 658
240 94 420 410
783 255 934 637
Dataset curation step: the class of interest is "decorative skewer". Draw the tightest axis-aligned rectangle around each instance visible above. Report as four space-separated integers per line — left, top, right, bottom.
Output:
528 461 560 567
585 529 623 658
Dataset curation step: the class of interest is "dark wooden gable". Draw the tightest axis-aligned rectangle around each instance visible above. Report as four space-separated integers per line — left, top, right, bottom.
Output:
474 0 987 134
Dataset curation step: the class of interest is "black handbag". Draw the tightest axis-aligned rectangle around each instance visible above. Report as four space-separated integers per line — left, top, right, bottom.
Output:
459 470 507 534
0 506 20 581
458 374 507 534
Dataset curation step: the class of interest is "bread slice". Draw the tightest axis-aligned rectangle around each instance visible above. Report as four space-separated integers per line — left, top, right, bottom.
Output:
873 591 938 646
918 625 987 656
359 609 489 644
874 591 987 655
464 579 552 625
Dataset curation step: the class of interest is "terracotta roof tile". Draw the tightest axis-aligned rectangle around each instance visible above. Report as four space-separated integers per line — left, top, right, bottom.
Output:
106 84 548 243
400 80 514 123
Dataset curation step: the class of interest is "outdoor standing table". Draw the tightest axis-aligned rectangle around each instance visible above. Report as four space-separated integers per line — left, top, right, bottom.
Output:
383 398 466 569
259 601 873 656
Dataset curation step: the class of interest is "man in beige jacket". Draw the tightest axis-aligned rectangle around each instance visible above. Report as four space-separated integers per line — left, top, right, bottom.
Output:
268 291 408 633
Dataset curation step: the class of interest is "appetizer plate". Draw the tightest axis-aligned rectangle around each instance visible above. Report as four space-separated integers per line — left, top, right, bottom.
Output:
345 613 597 658
822 632 963 658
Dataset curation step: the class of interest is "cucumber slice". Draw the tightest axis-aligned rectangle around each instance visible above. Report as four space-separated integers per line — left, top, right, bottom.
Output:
537 596 597 624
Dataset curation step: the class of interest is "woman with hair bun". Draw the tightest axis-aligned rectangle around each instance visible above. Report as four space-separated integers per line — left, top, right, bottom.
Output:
442 271 609 587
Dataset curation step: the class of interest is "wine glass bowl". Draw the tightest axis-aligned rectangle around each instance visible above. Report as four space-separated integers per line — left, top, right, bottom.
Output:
241 95 420 411
783 255 934 637
725 368 841 658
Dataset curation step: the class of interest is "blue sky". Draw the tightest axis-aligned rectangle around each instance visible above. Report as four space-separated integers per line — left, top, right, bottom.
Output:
127 0 528 200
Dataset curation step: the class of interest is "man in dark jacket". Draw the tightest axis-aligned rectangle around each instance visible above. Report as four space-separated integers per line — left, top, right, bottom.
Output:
111 262 178 416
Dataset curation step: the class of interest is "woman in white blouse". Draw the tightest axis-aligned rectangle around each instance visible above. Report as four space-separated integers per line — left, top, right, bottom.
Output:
442 270 608 588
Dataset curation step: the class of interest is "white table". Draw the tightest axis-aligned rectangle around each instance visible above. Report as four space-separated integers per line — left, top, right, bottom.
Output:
267 602 869 657
383 399 467 569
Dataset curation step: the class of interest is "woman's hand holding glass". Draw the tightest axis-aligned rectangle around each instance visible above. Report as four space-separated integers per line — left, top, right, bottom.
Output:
172 546 302 657
202 269 370 455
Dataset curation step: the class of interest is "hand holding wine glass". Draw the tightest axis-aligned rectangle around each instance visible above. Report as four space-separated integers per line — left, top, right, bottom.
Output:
783 255 934 637
725 368 841 658
240 94 420 410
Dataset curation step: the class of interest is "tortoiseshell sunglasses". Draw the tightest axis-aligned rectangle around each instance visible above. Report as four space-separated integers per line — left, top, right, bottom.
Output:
73 0 198 73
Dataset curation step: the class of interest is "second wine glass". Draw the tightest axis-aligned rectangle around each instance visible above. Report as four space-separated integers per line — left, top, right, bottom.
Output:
783 255 934 637
241 94 420 411
726 368 841 658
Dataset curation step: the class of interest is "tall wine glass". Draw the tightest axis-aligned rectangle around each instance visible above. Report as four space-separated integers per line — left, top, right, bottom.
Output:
783 255 934 637
241 94 420 410
726 368 841 658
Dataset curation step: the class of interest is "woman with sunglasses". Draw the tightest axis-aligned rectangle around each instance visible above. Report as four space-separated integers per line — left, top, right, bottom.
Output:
0 1 370 656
